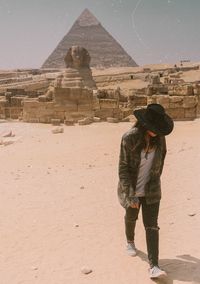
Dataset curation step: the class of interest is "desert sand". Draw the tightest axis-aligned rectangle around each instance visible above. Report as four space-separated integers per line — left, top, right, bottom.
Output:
1 119 200 284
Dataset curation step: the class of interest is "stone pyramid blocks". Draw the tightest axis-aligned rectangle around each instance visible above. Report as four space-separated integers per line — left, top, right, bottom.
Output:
42 9 137 68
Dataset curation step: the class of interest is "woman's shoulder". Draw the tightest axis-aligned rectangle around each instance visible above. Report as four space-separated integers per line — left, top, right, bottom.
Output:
122 127 139 142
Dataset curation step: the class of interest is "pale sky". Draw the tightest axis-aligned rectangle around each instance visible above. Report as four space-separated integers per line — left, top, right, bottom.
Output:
0 0 199 69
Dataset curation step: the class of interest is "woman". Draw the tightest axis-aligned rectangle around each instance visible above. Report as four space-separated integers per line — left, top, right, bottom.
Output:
118 103 174 279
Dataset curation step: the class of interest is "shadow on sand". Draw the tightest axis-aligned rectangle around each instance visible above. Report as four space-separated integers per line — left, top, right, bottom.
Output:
137 250 200 284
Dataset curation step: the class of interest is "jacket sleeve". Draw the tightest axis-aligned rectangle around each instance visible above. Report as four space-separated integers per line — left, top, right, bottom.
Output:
118 136 134 194
159 136 167 176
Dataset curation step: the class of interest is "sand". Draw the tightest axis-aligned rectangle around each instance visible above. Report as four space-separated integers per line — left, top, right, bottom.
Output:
0 120 200 284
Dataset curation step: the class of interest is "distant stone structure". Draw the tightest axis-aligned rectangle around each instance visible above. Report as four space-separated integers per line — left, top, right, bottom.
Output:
42 9 138 68
1 64 200 123
39 46 96 102
22 47 97 123
129 77 200 120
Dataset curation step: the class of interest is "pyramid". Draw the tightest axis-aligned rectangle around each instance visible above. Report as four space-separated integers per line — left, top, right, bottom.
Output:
42 9 138 68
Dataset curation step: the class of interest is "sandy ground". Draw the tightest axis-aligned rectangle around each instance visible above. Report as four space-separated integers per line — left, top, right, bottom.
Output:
1 120 200 284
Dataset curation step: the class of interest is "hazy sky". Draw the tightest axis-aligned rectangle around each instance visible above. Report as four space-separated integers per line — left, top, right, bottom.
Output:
0 0 199 69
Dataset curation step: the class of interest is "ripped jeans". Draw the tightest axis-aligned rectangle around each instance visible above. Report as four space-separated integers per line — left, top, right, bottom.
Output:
125 197 160 268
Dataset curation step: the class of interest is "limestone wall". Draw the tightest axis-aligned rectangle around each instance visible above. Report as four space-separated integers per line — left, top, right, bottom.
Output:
148 94 198 120
23 88 94 123
1 82 200 123
127 83 200 121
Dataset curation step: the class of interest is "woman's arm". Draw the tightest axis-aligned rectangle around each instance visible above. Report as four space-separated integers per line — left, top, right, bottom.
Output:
118 137 133 192
160 136 167 176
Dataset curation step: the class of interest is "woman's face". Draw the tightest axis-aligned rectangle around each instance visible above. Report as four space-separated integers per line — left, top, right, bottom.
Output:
147 130 157 137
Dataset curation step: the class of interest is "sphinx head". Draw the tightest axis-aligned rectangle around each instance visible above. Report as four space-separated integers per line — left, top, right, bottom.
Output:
64 46 91 69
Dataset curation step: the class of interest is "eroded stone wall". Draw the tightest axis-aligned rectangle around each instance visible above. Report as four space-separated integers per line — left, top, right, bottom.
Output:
1 82 200 123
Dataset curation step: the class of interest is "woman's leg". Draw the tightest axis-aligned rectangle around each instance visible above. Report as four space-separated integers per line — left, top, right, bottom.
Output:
124 206 140 242
140 198 160 268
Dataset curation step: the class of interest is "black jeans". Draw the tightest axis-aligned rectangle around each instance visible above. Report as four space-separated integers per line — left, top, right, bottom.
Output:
125 197 160 268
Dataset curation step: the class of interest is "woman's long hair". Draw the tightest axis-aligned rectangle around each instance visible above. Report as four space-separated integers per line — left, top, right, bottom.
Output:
133 120 161 150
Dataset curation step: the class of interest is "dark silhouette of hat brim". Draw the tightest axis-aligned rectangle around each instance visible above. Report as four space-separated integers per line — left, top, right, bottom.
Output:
134 108 174 136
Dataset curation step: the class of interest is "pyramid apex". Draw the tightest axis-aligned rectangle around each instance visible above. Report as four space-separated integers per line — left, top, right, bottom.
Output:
77 8 100 27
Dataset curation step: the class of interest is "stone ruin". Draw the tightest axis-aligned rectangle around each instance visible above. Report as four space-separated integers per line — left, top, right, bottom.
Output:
0 47 200 124
22 46 97 124
129 73 200 120
22 46 132 124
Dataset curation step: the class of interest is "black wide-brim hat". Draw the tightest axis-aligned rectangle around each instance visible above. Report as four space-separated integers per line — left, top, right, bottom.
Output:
133 103 174 136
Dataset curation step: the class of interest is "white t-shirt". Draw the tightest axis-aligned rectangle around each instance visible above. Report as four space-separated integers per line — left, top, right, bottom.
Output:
135 149 155 197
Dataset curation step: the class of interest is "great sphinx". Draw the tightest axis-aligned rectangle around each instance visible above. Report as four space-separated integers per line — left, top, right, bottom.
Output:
40 46 96 102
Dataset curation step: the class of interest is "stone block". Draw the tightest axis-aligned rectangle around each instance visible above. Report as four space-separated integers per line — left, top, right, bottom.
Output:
170 96 183 103
0 106 6 118
68 87 82 98
10 108 22 119
23 100 39 108
170 85 194 96
146 86 154 96
184 108 197 119
193 84 200 95
183 96 198 108
39 117 51 123
53 111 65 121
122 116 130 122
168 86 175 96
54 87 71 100
28 118 40 123
81 88 93 100
166 108 185 120
0 99 7 107
92 98 100 110
120 108 133 119
147 95 157 104
45 102 55 109
150 75 160 84
63 102 79 111
134 96 147 106
169 96 183 108
107 117 119 123
38 95 51 102
10 97 24 107
157 85 168 94
129 95 147 107
99 99 118 109
78 103 93 112
93 117 101 122
64 119 75 126
95 109 114 119
113 108 123 119
52 127 64 134
156 95 169 108
78 117 93 125
6 88 26 96
51 119 61 126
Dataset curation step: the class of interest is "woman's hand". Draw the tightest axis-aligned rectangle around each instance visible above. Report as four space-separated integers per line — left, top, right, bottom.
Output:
130 197 140 209
130 202 140 209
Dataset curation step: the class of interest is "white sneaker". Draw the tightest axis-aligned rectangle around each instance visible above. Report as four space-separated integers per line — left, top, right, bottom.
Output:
149 266 167 279
126 242 137 256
